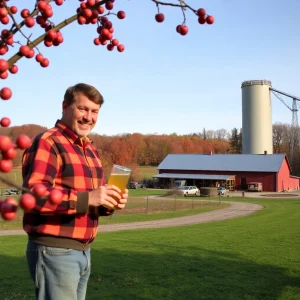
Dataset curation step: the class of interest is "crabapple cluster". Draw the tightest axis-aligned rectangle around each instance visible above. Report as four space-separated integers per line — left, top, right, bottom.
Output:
76 0 126 52
155 7 215 36
0 182 64 220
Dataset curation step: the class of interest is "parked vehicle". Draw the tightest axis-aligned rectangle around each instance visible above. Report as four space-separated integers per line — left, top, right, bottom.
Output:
173 180 186 188
177 186 199 196
127 182 146 189
217 187 227 195
6 188 20 195
247 182 263 192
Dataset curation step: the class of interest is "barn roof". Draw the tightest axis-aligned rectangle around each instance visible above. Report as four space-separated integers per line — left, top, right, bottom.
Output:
157 154 287 173
153 173 235 180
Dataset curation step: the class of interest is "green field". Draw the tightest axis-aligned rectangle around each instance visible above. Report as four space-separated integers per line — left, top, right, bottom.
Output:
137 166 158 179
0 197 300 300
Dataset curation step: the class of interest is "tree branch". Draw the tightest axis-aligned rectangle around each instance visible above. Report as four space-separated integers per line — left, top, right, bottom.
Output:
151 0 196 13
7 0 110 68
0 173 30 194
8 0 54 36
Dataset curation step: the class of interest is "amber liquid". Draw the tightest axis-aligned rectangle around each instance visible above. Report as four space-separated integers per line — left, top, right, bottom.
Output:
108 173 130 193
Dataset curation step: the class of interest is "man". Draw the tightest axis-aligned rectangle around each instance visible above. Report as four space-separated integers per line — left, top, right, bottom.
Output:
22 83 128 300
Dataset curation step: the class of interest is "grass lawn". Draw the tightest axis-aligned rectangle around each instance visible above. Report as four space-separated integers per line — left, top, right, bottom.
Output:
0 197 300 299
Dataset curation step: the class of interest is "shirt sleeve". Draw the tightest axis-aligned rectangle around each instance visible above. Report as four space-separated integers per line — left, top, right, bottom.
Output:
22 137 88 215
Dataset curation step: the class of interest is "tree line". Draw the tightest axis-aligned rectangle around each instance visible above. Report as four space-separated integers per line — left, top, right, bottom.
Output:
1 122 299 178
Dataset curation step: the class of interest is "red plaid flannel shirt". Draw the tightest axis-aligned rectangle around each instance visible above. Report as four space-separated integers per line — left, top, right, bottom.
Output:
22 120 112 250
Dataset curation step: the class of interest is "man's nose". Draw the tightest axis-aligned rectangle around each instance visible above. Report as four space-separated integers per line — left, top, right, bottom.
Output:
83 111 92 121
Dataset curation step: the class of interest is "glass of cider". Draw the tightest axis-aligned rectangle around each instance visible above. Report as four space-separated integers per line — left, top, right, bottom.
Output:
107 164 131 193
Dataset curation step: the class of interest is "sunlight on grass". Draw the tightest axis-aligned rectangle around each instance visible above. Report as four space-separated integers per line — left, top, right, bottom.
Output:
0 198 299 300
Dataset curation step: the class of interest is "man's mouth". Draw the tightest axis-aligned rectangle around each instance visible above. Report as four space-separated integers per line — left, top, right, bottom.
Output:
78 122 91 130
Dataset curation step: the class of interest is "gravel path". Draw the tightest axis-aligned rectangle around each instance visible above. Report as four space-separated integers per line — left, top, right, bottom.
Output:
0 201 263 236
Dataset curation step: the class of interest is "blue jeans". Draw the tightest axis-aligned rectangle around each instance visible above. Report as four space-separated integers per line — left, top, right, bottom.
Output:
26 240 91 300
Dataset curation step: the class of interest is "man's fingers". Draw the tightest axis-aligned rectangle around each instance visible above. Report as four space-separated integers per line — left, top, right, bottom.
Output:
105 184 121 194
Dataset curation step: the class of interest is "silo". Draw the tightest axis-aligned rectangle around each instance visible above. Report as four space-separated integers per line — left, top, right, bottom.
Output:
241 80 273 154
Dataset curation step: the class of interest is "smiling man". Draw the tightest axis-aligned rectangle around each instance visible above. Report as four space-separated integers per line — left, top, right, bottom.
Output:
61 84 100 138
22 83 128 300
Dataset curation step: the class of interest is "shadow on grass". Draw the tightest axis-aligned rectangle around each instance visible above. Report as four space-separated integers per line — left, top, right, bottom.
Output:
1 241 299 300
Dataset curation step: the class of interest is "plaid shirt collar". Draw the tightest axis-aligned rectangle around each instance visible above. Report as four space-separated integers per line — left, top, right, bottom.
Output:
55 119 92 146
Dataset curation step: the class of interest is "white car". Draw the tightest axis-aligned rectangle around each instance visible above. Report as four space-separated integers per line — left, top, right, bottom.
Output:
217 187 227 195
177 186 199 196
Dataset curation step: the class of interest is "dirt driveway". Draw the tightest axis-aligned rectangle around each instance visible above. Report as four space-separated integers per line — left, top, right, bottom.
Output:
0 201 263 236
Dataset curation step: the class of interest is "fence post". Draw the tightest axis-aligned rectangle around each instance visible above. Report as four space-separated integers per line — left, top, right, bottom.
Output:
146 196 149 213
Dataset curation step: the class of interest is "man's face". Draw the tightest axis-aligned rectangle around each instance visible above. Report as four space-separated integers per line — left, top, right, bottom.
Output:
61 93 100 138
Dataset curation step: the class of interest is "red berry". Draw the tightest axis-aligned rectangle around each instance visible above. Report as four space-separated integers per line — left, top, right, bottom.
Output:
0 135 13 152
97 6 104 14
179 25 188 36
20 193 36 211
206 15 214 25
105 1 113 10
107 44 114 51
35 53 44 63
0 59 8 72
10 6 18 14
0 44 8 55
1 198 18 220
2 147 17 159
93 38 100 45
198 16 206 24
0 71 8 79
32 183 47 198
197 8 206 17
87 0 95 6
9 65 18 74
0 87 12 100
48 189 63 205
40 58 50 68
0 117 11 127
19 45 31 57
117 11 125 19
117 44 125 52
21 9 30 18
0 159 13 173
155 13 164 23
47 29 57 40
55 0 64 6
16 134 32 149
111 39 119 46
25 17 35 28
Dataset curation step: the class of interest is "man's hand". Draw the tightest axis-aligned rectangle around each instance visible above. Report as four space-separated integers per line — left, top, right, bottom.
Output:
116 188 128 210
88 185 128 210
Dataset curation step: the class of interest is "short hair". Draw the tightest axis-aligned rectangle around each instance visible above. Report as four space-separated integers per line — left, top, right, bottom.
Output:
63 83 104 106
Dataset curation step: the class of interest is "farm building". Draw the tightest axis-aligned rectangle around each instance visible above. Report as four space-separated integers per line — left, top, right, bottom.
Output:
153 153 300 192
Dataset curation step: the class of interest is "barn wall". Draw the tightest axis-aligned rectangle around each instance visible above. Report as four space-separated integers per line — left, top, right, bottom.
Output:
158 169 277 191
277 157 300 191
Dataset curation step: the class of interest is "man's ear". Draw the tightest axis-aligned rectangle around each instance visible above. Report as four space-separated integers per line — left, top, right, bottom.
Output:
62 101 67 112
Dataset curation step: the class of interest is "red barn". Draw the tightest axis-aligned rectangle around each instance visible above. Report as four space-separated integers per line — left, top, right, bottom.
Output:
154 153 300 192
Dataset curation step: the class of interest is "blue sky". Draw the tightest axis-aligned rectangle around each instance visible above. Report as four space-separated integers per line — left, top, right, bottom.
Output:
1 0 300 135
